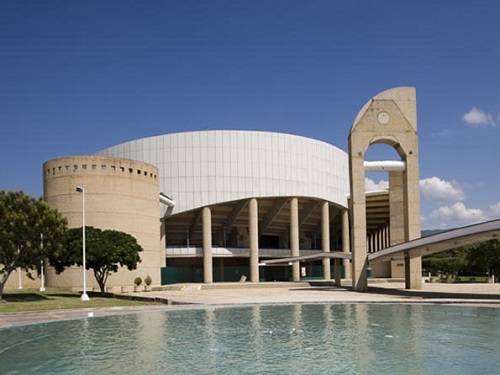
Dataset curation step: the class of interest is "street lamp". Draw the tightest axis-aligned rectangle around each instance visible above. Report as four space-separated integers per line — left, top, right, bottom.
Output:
40 233 46 292
76 186 90 301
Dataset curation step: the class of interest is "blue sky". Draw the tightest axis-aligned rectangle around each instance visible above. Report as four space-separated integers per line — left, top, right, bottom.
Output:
1 0 499 229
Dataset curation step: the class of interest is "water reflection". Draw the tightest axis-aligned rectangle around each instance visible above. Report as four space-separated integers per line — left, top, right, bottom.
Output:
1 304 499 374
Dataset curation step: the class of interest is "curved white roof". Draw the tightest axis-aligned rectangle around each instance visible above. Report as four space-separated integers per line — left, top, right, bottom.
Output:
98 130 349 215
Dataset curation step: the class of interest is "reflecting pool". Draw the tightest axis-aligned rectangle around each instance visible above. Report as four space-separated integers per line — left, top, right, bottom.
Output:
1 304 500 374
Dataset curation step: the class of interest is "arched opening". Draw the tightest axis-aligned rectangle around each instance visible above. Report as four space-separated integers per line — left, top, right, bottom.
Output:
363 142 407 278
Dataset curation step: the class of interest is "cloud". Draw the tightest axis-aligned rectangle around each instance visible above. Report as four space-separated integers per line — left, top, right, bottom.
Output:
462 107 496 127
490 202 500 216
365 177 388 192
430 202 486 224
419 177 465 203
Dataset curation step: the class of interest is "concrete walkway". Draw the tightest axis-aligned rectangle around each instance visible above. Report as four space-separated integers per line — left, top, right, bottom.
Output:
2 282 500 329
132 281 500 305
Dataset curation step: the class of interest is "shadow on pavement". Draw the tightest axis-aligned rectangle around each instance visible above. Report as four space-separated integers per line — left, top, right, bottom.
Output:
366 286 500 300
290 285 500 300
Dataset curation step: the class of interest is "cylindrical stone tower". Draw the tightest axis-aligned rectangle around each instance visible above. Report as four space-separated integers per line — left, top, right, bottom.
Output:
43 155 163 290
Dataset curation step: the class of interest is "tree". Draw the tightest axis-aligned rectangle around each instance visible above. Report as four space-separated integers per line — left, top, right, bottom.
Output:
422 247 471 278
466 240 500 282
52 226 143 292
0 191 67 299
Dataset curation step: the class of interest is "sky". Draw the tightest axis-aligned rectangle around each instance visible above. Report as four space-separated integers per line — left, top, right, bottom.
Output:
1 0 499 230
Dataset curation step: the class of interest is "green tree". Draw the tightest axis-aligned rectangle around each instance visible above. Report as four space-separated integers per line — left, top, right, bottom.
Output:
0 191 67 299
466 240 500 282
52 226 142 292
422 247 472 279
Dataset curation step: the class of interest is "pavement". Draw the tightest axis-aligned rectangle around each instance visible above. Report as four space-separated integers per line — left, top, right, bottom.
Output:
2 281 500 329
132 281 500 305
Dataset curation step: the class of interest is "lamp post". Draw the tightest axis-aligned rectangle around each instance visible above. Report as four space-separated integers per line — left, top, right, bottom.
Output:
76 186 90 301
17 267 23 290
40 233 46 292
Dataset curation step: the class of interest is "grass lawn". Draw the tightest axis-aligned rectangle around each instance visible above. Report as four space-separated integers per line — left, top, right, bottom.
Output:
0 289 156 314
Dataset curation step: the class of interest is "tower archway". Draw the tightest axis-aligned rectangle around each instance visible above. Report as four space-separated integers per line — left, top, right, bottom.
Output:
348 87 422 291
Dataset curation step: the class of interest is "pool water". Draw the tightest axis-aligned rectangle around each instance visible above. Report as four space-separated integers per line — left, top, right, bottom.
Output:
1 304 500 374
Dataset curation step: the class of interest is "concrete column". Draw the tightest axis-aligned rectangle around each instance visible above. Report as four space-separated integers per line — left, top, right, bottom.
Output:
202 206 213 283
334 259 341 287
383 225 388 248
341 209 351 280
405 254 422 290
390 166 422 289
160 219 167 267
290 197 300 281
248 198 259 283
349 151 368 291
403 155 422 289
321 201 331 280
389 171 405 279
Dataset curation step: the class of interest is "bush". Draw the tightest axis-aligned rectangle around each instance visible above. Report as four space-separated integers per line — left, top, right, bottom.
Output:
144 275 152 286
134 277 142 286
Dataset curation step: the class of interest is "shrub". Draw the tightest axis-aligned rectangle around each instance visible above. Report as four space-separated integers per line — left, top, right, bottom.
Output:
134 277 142 286
144 275 152 286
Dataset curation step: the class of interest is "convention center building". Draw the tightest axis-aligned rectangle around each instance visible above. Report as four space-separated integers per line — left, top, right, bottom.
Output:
41 87 417 290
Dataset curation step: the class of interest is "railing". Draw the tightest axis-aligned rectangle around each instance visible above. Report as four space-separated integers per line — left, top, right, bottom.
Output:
166 247 322 258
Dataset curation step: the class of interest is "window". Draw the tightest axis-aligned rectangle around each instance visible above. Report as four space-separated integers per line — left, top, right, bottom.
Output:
92 165 97 170
82 164 87 170
120 167 125 172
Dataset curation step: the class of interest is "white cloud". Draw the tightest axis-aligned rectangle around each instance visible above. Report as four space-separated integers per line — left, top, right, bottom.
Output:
462 107 496 127
490 202 500 216
430 202 486 224
365 177 388 192
419 177 464 203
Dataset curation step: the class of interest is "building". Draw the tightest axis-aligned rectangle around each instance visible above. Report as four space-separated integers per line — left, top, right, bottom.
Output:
37 86 418 291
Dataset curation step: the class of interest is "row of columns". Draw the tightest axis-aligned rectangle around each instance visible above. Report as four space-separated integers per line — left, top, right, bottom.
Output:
201 198 351 284
366 225 390 253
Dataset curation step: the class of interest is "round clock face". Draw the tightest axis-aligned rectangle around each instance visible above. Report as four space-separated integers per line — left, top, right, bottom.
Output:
377 111 390 125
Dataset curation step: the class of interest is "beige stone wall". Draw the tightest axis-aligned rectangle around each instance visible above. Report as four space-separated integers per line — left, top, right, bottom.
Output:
389 171 406 278
4 268 41 290
43 155 163 289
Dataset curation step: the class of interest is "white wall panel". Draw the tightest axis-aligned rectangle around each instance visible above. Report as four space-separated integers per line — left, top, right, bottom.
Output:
98 130 349 214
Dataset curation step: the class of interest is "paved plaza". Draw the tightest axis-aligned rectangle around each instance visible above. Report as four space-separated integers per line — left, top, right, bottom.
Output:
132 281 500 305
